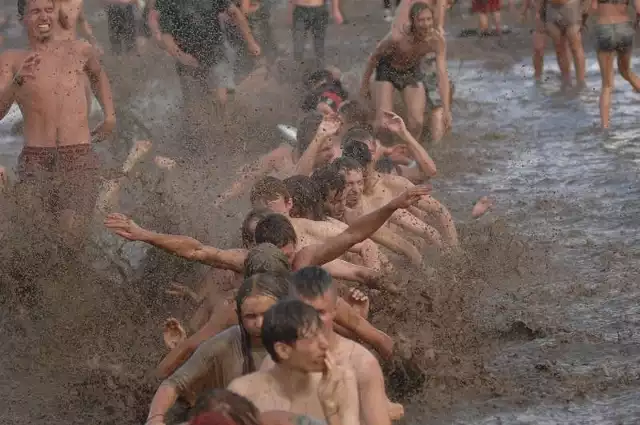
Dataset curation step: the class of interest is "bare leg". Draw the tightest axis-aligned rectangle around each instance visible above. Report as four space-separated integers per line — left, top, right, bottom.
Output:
532 30 546 81
373 81 396 134
401 84 427 141
429 107 445 143
163 318 187 350
566 26 586 86
617 51 640 92
335 297 394 360
547 24 572 85
478 13 489 33
597 50 615 129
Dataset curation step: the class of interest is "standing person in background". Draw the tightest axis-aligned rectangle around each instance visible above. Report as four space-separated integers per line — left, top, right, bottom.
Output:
57 0 100 50
545 0 587 86
592 0 640 128
289 0 343 69
104 0 137 55
471 0 503 37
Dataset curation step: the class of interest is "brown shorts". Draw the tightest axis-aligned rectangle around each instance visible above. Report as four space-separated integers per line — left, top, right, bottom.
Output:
546 0 581 32
15 144 101 219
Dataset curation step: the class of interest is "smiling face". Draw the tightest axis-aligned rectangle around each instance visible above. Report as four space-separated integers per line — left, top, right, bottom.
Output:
325 188 346 220
23 0 56 42
341 169 364 208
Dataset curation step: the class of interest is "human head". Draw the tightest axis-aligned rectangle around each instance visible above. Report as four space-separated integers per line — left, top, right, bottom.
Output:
296 112 335 168
342 125 382 161
244 243 291 277
190 389 260 425
311 165 347 220
254 214 297 263
289 266 338 333
250 177 292 215
331 157 365 208
262 299 329 372
241 208 272 248
19 0 56 42
337 100 369 129
283 175 324 220
236 272 290 372
342 139 373 170
409 2 435 36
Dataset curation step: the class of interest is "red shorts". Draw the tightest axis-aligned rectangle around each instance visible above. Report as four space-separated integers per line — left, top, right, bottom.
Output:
472 0 501 14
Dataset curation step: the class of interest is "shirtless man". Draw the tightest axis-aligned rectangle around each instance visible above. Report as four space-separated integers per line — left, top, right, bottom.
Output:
56 0 99 47
545 0 587 86
289 0 343 69
228 299 360 425
1 0 115 241
284 266 405 425
361 2 450 143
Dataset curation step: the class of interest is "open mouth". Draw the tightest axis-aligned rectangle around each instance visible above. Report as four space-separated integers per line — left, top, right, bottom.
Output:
37 23 51 31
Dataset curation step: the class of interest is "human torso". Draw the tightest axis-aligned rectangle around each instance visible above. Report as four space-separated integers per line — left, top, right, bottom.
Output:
387 34 436 71
595 0 630 23
57 0 83 40
11 42 92 147
294 0 326 8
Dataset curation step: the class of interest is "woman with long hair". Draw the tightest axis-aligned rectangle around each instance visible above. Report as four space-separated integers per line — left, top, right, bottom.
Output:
593 0 640 128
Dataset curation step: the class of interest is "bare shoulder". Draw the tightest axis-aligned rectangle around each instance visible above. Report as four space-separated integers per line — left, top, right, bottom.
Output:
382 173 413 192
228 370 269 395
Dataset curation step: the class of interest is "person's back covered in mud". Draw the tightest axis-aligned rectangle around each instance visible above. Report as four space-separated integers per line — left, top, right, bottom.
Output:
301 68 349 116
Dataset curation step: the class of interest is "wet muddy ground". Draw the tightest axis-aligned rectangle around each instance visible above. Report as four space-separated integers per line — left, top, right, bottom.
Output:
1 1 640 424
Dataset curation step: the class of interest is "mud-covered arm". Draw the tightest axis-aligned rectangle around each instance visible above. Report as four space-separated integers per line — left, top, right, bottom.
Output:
368 226 422 266
322 259 382 290
395 122 437 181
84 44 116 124
0 52 17 120
294 131 332 176
228 4 258 46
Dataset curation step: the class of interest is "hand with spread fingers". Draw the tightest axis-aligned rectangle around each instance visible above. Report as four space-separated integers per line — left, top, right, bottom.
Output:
104 213 146 241
388 185 432 210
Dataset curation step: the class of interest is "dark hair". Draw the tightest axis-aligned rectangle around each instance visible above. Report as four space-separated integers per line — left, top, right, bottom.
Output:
190 389 260 425
284 175 324 220
337 100 369 126
17 0 26 19
375 157 395 174
289 266 335 300
254 214 297 248
331 156 364 174
305 69 334 90
262 299 323 363
343 139 373 167
250 176 290 207
236 273 291 373
409 2 433 34
311 165 346 202
296 112 324 154
241 208 272 248
342 125 374 147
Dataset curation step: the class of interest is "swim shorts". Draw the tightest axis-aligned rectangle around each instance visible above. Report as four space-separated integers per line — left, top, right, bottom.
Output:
375 56 424 91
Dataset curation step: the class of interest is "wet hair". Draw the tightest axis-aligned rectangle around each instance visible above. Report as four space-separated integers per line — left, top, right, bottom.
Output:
409 2 433 34
311 165 346 202
17 0 27 20
241 208 272 248
262 299 323 363
254 214 298 248
249 176 290 207
342 126 374 148
283 175 324 220
244 243 291 278
343 139 373 167
296 112 325 154
236 272 291 373
375 157 395 174
304 69 335 90
190 389 260 425
331 156 364 174
338 100 369 126
289 266 336 300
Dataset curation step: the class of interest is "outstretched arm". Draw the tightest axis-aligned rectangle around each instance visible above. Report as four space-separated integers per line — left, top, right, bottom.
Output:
295 187 431 268
104 213 247 271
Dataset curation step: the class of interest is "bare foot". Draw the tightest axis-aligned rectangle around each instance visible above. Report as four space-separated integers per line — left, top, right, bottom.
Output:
154 156 177 171
163 318 187 350
165 282 203 305
472 196 494 218
347 287 370 318
122 140 153 174
388 401 404 420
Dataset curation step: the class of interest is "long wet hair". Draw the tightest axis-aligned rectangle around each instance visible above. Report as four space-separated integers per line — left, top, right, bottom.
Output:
409 2 434 35
190 389 261 425
235 272 291 374
241 208 272 248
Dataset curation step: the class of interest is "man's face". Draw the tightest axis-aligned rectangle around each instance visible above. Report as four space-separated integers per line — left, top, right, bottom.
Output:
325 188 346 220
283 323 329 373
300 290 337 333
241 295 278 338
342 169 364 208
255 195 292 216
24 0 55 41
413 9 434 35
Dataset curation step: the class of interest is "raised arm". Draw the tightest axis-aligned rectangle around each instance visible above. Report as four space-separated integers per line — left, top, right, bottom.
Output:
104 213 246 271
294 186 431 268
294 116 340 176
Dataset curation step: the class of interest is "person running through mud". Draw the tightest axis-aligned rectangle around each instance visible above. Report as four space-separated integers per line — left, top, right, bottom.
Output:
283 266 405 425
545 0 587 86
0 0 116 243
145 273 290 425
228 299 360 425
361 2 451 143
592 0 640 129
153 0 260 118
289 0 343 69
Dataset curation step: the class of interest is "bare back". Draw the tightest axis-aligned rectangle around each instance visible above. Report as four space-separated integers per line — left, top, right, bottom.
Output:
9 40 93 147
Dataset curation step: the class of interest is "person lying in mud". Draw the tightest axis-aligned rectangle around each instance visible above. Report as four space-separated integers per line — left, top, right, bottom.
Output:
339 120 459 248
361 2 451 143
250 175 393 283
214 112 340 205
270 267 405 425
146 273 290 425
228 299 360 425
301 67 349 116
0 0 116 245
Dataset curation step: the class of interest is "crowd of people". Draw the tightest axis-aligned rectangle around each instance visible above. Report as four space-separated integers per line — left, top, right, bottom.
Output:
0 0 639 423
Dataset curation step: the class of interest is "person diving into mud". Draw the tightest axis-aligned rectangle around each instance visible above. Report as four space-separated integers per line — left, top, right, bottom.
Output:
361 2 451 143
0 0 116 245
